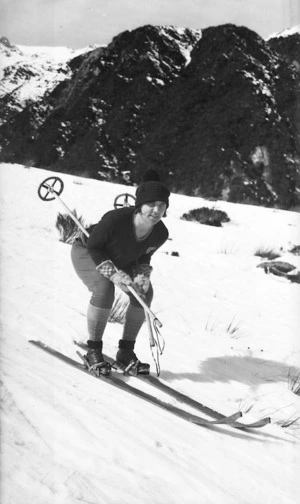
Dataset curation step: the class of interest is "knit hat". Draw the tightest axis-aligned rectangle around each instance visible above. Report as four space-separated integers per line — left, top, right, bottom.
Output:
142 168 161 182
135 180 170 208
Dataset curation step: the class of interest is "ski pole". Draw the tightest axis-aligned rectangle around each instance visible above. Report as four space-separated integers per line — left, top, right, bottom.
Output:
37 176 163 327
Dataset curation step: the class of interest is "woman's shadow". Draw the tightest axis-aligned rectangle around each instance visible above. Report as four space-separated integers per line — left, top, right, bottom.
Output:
160 355 298 386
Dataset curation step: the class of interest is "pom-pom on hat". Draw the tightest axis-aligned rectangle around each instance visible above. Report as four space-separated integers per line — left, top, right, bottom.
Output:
135 180 170 208
142 168 161 182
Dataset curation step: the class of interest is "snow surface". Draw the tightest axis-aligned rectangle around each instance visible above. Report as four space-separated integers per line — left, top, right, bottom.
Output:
1 163 300 504
16 44 100 62
158 27 202 66
0 43 100 108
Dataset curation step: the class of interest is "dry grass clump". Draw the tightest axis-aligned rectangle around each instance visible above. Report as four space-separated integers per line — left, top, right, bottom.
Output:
181 207 230 227
56 211 86 243
288 367 300 396
254 247 280 260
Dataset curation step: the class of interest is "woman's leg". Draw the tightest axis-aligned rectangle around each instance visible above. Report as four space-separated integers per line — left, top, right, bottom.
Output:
116 285 153 371
71 243 115 341
121 284 153 341
87 285 114 342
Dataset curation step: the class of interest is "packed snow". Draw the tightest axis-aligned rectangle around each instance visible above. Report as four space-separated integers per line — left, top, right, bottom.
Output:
1 163 299 504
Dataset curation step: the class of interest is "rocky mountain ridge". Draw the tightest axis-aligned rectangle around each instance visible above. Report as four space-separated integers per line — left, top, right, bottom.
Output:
0 37 99 125
0 24 299 208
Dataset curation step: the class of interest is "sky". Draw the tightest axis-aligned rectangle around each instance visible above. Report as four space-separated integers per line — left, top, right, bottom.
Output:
0 0 299 49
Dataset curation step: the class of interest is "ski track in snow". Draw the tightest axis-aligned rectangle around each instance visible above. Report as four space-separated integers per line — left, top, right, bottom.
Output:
0 163 300 504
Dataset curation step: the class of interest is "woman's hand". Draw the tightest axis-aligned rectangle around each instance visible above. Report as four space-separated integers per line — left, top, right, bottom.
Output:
133 273 150 294
110 271 132 292
96 260 132 292
132 264 153 294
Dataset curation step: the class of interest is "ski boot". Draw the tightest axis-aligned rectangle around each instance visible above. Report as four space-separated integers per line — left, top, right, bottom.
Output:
115 340 150 375
83 341 111 376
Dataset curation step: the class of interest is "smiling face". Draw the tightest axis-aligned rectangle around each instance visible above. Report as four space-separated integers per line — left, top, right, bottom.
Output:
140 200 167 225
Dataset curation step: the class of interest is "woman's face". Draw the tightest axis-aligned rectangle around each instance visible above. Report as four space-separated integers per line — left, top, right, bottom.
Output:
140 201 167 225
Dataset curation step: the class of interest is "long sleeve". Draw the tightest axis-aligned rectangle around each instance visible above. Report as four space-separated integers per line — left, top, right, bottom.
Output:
86 207 169 271
86 213 114 266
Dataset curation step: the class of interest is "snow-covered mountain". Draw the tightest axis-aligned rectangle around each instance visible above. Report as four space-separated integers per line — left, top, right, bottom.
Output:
267 25 300 41
0 36 100 124
267 25 300 68
0 24 299 209
1 162 299 503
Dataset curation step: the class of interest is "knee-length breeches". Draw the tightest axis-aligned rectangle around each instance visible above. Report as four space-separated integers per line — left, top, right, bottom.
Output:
71 242 153 309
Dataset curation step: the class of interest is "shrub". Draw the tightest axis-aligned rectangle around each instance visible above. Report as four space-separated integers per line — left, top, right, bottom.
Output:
254 247 280 260
56 210 86 243
290 245 300 256
180 207 230 227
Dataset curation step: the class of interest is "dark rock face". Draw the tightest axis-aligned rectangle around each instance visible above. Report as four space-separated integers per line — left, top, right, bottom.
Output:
0 24 299 208
267 30 300 67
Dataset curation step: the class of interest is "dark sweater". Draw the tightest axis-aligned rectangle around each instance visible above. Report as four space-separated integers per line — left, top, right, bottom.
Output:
87 207 169 272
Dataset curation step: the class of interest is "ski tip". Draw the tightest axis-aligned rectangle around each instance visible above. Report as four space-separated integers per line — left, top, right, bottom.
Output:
255 416 272 427
238 416 272 429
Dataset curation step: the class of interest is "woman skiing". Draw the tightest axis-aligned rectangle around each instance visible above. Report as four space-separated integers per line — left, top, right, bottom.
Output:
71 174 170 375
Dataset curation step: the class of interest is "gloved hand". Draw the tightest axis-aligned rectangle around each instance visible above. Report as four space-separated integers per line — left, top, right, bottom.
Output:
97 260 133 292
132 264 153 294
110 270 133 292
133 274 151 294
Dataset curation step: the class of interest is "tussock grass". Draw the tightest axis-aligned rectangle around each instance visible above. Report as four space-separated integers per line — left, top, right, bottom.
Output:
254 247 280 260
205 314 242 338
219 242 239 255
288 367 300 396
109 290 129 324
273 368 300 435
181 207 230 227
226 316 241 338
56 211 86 243
205 314 220 333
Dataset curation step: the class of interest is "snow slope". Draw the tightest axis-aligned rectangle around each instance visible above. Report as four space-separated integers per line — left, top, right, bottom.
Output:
0 163 300 504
